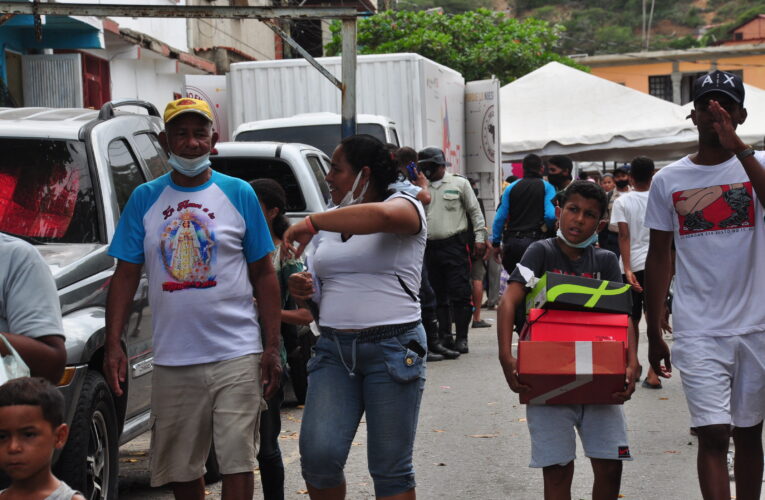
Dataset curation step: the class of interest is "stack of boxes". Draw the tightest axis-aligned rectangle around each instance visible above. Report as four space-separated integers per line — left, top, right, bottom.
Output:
517 272 633 405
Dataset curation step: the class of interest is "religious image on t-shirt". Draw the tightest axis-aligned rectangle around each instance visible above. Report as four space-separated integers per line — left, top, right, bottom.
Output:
159 206 217 292
672 182 755 236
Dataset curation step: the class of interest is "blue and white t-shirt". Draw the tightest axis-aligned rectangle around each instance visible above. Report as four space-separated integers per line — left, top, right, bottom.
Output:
109 171 274 366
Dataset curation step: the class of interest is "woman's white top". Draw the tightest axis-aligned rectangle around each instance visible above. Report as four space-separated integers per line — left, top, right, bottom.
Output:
311 192 426 330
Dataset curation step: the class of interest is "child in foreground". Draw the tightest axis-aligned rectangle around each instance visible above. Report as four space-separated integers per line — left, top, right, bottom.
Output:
0 377 84 500
497 180 638 500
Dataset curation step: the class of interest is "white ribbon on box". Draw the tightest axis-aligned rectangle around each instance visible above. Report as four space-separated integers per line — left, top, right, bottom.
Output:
529 341 594 405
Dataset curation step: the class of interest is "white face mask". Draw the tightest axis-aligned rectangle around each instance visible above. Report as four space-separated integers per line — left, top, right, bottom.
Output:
335 169 369 208
168 152 211 178
556 227 599 248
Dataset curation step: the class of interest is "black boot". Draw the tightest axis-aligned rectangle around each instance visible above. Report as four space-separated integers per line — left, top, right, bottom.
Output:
436 306 455 349
425 318 459 360
454 307 472 354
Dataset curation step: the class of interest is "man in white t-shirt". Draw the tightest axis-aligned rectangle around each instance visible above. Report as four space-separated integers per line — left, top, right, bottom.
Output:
105 98 281 500
644 70 765 500
611 156 661 388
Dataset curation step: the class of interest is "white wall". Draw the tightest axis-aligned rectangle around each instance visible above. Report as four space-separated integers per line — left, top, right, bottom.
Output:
110 57 188 111
188 0 274 61
63 0 189 51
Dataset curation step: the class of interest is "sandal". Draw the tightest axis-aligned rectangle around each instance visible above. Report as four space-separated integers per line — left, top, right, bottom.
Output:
641 379 662 389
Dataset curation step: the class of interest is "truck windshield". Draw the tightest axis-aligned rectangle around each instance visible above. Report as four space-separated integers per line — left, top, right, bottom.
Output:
235 123 387 156
0 139 98 244
210 157 307 212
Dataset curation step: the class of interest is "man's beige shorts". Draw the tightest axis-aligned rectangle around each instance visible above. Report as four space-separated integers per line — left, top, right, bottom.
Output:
149 353 263 487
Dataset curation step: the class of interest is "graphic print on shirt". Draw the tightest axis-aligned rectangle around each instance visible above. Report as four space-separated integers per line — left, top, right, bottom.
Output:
672 182 754 236
159 204 217 292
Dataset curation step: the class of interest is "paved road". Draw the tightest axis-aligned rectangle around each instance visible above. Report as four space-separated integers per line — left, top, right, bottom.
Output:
118 310 750 499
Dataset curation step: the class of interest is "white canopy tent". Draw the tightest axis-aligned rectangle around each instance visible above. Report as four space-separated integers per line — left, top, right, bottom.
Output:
500 62 699 161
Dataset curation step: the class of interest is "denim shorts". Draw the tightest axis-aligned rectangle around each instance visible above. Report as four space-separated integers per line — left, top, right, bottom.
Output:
299 323 426 497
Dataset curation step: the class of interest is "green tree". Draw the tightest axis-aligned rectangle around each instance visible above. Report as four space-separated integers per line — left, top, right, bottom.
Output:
325 9 587 84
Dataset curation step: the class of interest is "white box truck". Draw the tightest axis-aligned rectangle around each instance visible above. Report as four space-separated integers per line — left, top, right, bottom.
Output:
227 53 467 174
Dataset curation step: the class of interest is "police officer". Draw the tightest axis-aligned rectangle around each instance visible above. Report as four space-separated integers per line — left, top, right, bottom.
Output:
419 147 487 354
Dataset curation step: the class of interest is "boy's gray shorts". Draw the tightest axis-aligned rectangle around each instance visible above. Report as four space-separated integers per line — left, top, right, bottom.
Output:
526 404 633 468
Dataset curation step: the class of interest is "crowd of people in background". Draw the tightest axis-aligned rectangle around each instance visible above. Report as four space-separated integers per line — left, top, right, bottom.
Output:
1 68 764 500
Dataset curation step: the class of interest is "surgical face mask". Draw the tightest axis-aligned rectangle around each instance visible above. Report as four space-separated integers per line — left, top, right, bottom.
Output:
168 152 211 178
615 179 629 189
547 173 567 188
336 169 369 208
556 227 599 249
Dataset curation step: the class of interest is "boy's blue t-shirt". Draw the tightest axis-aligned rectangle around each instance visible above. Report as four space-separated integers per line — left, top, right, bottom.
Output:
508 237 621 284
109 171 274 366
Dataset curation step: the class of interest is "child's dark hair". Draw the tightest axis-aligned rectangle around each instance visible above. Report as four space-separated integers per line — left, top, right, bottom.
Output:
0 377 65 427
394 146 418 169
559 180 608 219
339 134 398 197
250 178 290 239
522 154 542 175
629 156 655 183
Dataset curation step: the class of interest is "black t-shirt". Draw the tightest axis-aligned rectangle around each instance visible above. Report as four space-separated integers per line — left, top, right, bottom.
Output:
508 238 622 284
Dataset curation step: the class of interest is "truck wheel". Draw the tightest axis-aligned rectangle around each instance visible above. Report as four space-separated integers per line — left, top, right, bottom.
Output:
55 371 119 500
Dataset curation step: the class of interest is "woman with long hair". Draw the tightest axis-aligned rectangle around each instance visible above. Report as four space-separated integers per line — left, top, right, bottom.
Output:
285 134 427 500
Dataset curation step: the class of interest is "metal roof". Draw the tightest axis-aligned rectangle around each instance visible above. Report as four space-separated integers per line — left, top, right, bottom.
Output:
0 107 98 140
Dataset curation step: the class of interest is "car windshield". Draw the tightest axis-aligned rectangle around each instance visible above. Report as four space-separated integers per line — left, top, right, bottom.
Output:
235 123 387 156
0 139 98 244
210 156 307 212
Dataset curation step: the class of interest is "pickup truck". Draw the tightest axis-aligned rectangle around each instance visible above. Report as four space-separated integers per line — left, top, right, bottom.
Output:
210 141 330 405
0 100 168 500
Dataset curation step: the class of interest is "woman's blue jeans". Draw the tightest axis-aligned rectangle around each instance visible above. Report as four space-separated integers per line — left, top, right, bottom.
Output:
299 323 426 497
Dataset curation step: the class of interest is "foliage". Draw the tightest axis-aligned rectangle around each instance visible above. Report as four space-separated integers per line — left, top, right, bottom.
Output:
325 9 588 84
704 2 765 45
512 0 765 53
396 0 492 14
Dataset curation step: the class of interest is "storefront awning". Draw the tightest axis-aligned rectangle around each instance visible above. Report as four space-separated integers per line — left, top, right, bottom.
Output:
0 14 104 49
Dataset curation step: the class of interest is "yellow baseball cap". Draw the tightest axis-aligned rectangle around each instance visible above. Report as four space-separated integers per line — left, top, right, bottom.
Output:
163 98 213 124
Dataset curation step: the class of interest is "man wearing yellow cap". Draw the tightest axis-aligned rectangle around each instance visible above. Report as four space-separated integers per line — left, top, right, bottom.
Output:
104 98 281 500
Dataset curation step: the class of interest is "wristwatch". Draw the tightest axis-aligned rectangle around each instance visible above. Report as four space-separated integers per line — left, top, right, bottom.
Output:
736 146 755 161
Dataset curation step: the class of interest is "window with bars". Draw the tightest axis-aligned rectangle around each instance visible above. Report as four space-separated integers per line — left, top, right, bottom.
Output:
649 75 673 102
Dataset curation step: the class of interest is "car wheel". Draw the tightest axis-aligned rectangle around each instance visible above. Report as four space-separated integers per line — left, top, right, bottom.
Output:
55 371 118 500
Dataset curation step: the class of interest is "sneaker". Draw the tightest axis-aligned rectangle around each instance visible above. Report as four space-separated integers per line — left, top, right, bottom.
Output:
472 319 492 328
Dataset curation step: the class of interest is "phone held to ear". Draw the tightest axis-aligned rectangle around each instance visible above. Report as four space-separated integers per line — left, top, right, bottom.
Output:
406 162 419 182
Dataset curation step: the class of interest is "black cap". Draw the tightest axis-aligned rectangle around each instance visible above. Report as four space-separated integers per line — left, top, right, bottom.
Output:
692 70 745 105
417 146 451 167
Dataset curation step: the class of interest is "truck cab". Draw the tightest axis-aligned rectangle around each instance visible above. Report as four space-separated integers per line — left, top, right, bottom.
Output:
232 112 400 157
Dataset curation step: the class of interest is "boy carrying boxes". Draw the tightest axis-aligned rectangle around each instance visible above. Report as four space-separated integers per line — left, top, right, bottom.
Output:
497 180 638 500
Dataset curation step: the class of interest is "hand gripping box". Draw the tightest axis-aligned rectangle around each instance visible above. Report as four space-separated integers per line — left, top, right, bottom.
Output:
525 272 632 315
517 340 626 405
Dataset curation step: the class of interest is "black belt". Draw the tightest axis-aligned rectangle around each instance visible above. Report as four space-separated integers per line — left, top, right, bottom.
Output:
320 321 421 344
427 231 469 248
504 230 546 240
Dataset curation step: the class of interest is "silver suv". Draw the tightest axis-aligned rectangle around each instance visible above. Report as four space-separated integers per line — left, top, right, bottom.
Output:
210 141 329 406
0 100 168 499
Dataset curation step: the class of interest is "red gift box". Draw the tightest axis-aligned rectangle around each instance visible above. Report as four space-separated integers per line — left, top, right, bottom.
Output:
521 309 629 345
517 340 626 405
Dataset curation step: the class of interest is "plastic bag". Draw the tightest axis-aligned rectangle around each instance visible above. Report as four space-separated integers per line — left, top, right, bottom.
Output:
0 335 30 385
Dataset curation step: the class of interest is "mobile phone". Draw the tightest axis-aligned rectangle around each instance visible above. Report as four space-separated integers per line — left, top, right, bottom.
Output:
405 162 419 181
405 339 426 358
